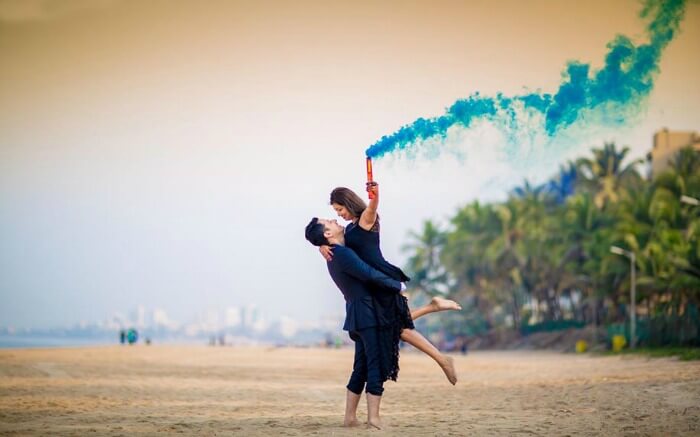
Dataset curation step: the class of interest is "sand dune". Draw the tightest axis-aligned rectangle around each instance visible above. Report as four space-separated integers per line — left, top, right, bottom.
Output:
1 346 699 435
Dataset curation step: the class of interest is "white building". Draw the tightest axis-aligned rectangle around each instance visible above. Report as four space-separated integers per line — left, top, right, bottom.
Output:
649 129 700 178
225 307 242 328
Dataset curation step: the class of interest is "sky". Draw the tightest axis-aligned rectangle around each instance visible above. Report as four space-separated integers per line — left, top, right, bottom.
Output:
1 0 699 330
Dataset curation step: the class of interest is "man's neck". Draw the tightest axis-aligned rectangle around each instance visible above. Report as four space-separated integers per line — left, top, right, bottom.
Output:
328 236 345 246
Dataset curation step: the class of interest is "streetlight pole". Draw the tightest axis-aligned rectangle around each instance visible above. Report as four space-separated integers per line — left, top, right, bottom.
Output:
610 246 637 349
629 251 636 349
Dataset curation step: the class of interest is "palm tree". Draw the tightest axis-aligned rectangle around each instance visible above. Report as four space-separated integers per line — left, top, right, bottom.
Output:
545 161 579 204
511 180 548 203
397 143 700 346
576 142 643 209
441 201 504 329
402 219 449 296
670 146 700 183
562 192 616 323
656 147 700 310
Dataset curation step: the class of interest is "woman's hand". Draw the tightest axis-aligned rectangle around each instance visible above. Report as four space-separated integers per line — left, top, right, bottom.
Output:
366 181 379 198
319 245 334 261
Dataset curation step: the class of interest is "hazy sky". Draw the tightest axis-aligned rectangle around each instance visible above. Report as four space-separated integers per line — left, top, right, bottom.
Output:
2 0 699 329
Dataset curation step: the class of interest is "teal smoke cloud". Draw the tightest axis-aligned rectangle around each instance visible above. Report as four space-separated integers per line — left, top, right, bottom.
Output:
366 0 686 159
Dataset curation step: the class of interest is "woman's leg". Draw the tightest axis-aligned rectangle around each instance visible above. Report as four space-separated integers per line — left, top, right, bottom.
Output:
410 296 462 321
366 393 383 430
400 328 457 385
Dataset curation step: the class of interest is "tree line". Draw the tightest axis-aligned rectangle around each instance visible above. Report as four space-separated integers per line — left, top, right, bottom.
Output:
404 143 700 346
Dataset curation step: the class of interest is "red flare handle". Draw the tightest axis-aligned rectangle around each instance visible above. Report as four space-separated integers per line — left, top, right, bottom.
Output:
366 157 375 199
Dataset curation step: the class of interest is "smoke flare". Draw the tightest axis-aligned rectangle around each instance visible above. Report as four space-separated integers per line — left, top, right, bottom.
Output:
365 0 686 160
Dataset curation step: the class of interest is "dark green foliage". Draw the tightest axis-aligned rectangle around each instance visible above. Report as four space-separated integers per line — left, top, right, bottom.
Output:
404 144 700 346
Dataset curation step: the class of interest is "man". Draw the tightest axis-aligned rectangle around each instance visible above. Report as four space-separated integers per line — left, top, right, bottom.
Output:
305 217 405 430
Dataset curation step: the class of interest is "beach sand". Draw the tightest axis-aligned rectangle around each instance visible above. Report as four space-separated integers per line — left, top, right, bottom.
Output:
1 346 699 436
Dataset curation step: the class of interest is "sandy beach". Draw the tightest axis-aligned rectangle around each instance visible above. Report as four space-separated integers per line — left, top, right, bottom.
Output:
0 346 699 436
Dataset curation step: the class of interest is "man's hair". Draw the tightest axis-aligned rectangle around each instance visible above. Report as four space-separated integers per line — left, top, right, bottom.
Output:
305 217 329 247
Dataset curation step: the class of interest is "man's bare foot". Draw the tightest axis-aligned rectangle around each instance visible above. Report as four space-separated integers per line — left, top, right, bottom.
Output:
440 355 458 385
431 296 462 312
343 418 361 427
367 418 382 430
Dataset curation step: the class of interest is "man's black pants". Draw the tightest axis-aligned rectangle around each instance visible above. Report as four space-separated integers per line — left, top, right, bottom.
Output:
346 327 383 396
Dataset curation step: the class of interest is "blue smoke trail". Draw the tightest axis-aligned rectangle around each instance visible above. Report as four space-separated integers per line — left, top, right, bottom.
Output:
366 0 686 159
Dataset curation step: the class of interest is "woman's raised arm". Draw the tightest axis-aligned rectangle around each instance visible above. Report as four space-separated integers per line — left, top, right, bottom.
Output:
359 182 379 231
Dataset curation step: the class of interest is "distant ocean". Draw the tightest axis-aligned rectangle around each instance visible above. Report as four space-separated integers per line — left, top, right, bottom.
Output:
0 335 115 349
0 335 212 349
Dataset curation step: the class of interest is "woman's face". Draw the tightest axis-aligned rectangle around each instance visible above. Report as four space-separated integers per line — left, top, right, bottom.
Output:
332 203 355 222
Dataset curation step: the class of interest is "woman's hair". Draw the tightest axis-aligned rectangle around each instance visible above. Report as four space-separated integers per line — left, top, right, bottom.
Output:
330 187 366 219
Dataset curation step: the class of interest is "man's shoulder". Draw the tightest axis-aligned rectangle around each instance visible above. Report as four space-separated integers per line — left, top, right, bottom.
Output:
328 245 356 264
332 245 352 255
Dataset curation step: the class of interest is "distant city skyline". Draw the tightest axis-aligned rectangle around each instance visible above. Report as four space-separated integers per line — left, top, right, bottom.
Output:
1 302 344 347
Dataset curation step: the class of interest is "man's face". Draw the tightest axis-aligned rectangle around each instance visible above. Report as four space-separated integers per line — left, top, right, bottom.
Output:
318 218 343 240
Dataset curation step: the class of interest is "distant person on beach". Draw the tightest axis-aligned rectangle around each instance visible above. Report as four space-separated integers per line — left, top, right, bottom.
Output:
306 217 439 429
318 184 461 384
127 328 138 345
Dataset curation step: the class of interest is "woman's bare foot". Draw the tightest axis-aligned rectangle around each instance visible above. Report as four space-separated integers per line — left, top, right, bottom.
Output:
440 355 458 385
431 296 462 312
343 418 361 427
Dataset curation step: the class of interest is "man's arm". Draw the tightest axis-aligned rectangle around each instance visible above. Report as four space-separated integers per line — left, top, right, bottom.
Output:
333 247 403 293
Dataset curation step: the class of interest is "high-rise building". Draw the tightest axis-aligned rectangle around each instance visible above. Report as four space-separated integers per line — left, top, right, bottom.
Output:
131 305 147 328
152 308 171 328
649 129 700 178
225 307 242 328
278 316 299 338
203 309 220 330
242 304 258 330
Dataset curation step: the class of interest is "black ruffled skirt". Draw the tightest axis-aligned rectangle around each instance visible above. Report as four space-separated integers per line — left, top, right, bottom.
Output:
373 293 415 382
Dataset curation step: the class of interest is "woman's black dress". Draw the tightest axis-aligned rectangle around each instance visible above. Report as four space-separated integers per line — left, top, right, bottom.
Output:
344 221 414 382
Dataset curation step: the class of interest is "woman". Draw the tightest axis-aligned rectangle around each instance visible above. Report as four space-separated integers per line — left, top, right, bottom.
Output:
320 182 461 385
